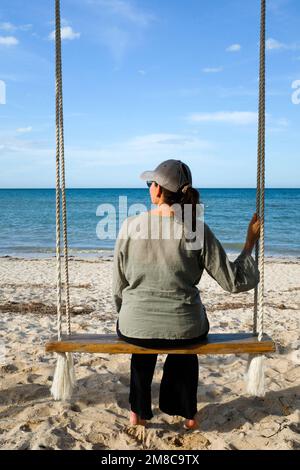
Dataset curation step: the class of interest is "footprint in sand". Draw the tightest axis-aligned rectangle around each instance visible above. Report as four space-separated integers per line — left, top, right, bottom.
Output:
123 424 146 447
27 373 42 384
0 363 18 374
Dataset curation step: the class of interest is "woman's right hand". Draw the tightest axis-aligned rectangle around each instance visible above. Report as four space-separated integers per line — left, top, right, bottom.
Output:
245 213 261 251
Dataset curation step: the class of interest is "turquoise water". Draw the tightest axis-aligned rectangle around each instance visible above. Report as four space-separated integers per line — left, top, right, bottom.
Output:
0 188 299 258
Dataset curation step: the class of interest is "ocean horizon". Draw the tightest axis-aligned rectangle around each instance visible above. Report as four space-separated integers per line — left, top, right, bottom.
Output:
0 188 299 259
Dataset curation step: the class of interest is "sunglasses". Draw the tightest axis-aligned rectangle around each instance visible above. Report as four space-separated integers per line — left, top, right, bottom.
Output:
146 181 157 188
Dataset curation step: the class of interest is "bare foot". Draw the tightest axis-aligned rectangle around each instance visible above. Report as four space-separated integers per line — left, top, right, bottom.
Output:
130 411 146 426
184 418 199 430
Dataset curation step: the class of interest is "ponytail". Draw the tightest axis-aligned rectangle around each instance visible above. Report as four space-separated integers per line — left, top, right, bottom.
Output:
160 185 200 233
181 186 200 232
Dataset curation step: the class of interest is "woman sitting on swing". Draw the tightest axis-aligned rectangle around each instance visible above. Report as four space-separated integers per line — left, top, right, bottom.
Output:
112 159 260 430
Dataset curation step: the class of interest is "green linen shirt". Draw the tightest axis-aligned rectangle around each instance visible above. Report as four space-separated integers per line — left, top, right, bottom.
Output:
112 211 260 340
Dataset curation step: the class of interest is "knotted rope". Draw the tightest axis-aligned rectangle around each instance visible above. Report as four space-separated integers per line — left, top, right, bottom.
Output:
253 0 266 342
55 0 71 340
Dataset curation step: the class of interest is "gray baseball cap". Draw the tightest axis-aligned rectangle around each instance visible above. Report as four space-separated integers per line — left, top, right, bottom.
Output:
140 159 192 193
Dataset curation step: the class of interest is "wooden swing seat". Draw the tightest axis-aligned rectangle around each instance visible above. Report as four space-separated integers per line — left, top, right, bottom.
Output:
46 332 275 355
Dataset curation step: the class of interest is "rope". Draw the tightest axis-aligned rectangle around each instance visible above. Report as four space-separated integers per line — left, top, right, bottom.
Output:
253 0 266 341
55 0 71 339
55 0 62 341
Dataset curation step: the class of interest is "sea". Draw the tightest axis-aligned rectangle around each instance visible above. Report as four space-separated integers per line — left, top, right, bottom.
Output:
0 188 299 259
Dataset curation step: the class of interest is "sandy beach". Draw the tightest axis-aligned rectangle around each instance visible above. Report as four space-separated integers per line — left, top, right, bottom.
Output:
0 255 299 450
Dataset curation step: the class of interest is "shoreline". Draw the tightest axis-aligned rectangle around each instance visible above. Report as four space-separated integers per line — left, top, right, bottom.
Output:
1 252 299 262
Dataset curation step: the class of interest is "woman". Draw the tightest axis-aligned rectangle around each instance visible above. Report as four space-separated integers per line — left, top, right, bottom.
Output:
112 159 260 430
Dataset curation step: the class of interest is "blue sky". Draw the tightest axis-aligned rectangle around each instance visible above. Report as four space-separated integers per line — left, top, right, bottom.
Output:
0 0 299 188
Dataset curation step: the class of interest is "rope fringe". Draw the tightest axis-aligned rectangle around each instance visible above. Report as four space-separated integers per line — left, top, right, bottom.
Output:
51 352 76 401
245 355 265 397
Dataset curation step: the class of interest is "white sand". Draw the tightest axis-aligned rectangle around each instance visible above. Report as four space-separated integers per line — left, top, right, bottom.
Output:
0 255 299 450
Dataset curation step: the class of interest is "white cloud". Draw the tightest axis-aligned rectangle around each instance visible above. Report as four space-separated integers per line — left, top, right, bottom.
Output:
187 111 289 130
85 0 155 62
226 44 241 52
268 0 290 14
202 67 223 73
49 26 81 41
138 69 146 75
187 111 258 125
267 120 290 133
88 0 155 27
0 36 19 46
127 133 211 149
217 86 258 98
0 22 32 32
0 22 16 31
101 26 130 61
216 86 287 98
16 126 33 134
266 38 300 51
266 38 285 50
0 136 46 156
277 118 289 126
0 80 6 105
19 24 32 32
0 132 213 171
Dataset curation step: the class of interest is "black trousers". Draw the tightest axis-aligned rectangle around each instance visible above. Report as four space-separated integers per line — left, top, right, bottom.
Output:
116 311 209 420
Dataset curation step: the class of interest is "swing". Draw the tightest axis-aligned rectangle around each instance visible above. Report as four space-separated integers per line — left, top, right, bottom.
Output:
46 0 275 401
46 332 275 355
